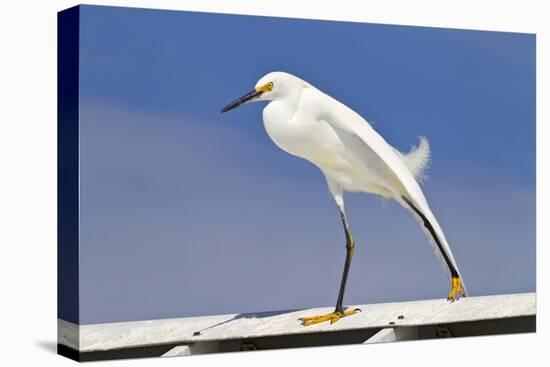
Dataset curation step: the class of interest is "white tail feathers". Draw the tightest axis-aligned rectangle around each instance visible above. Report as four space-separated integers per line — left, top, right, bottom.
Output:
395 136 431 183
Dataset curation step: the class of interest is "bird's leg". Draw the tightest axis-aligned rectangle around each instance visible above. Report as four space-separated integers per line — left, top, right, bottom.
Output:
335 207 355 312
447 276 466 302
401 195 467 303
299 206 361 326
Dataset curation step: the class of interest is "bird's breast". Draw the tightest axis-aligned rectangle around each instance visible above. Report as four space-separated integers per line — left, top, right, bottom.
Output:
262 100 348 169
262 101 303 156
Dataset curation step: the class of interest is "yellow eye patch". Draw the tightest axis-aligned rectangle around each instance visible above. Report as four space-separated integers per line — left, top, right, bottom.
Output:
256 81 274 92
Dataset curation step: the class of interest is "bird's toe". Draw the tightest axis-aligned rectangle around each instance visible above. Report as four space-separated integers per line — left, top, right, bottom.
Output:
299 307 361 326
447 276 465 302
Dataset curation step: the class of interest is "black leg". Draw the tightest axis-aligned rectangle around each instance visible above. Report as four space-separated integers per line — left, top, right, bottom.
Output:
298 204 361 326
335 206 355 313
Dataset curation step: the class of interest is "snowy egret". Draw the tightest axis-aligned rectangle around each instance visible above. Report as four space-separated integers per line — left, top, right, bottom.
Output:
221 71 467 326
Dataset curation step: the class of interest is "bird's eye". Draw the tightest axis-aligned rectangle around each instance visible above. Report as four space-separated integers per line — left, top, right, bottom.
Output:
267 82 274 90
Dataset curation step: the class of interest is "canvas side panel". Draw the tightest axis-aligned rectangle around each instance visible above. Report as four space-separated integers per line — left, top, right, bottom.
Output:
58 5 80 332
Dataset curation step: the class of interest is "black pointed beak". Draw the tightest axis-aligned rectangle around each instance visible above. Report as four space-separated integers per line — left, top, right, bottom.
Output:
220 88 263 113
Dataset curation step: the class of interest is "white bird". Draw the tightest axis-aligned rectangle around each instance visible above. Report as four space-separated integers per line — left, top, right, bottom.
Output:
221 71 467 326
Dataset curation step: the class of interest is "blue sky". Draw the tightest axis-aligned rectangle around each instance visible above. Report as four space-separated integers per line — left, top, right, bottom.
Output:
77 5 535 324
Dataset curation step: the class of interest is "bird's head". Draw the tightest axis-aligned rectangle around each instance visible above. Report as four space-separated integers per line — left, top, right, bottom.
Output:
220 71 307 113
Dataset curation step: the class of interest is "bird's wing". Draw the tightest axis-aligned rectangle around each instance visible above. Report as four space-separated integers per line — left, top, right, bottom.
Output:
315 90 467 293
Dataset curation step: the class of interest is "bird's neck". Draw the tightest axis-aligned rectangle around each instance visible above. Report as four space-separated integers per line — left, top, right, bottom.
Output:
272 89 303 113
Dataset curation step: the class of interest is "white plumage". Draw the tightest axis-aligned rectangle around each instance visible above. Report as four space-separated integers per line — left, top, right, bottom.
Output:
396 136 431 183
221 71 467 325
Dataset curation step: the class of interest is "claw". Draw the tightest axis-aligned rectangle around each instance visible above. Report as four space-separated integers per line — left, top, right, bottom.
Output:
299 307 361 326
447 276 465 302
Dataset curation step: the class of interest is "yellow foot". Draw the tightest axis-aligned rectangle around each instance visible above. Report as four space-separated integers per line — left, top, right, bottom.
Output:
447 276 466 302
299 308 361 326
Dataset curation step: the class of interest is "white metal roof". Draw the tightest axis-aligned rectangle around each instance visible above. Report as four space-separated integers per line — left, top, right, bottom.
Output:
58 292 535 352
